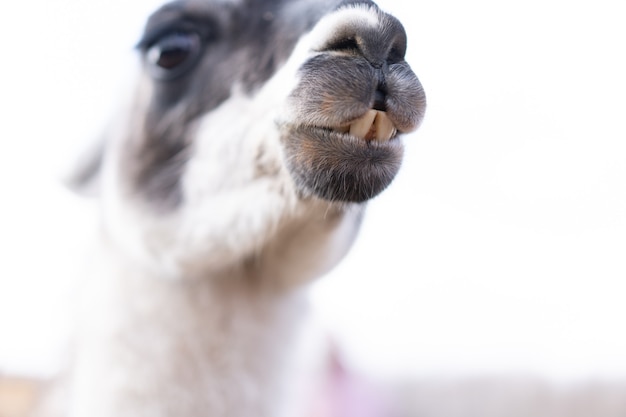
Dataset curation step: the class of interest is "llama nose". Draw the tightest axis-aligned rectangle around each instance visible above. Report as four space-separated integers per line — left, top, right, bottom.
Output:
322 8 407 111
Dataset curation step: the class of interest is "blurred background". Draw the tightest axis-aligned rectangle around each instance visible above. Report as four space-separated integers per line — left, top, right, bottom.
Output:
0 0 625 414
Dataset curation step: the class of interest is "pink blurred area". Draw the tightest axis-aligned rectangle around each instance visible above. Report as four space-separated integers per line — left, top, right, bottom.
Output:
307 350 390 417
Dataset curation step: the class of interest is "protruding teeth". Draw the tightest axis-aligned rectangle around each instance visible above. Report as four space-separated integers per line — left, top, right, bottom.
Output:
347 110 397 142
374 111 396 141
349 110 378 140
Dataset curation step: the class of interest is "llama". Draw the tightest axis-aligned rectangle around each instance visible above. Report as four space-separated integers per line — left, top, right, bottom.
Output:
59 0 426 416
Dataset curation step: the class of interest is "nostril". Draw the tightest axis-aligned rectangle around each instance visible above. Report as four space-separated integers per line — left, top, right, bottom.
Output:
325 37 360 53
373 88 387 111
387 44 405 64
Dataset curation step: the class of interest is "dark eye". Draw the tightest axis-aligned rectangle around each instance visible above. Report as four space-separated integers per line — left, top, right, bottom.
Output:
146 32 201 80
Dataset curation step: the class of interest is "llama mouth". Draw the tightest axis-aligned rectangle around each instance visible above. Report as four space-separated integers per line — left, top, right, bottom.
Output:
282 110 405 203
335 110 398 142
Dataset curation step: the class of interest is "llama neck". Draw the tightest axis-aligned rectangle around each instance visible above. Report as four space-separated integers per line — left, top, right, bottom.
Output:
70 246 314 417
68 202 362 417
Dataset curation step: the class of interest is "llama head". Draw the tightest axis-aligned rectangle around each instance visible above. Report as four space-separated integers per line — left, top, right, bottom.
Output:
73 0 426 278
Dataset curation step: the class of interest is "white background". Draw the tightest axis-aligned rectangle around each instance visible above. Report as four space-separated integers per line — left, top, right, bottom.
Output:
1 0 625 382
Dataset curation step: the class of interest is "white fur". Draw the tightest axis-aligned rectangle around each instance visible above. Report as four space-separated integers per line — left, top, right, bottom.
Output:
309 4 381 51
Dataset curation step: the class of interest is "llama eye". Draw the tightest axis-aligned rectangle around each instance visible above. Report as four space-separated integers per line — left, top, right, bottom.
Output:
146 32 201 80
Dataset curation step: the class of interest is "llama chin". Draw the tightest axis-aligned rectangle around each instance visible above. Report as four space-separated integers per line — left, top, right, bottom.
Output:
55 1 426 416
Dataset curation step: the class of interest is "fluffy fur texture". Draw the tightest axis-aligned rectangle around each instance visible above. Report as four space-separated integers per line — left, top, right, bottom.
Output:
59 1 426 416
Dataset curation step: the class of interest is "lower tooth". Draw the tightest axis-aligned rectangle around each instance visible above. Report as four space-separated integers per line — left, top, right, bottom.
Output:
349 110 377 139
374 111 395 141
